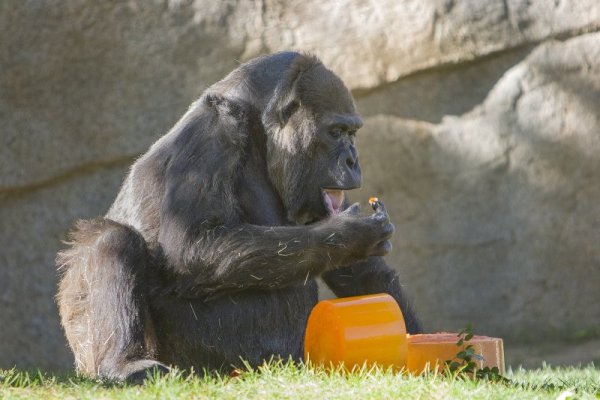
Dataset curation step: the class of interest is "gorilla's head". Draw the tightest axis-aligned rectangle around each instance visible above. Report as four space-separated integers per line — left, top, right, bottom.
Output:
210 52 363 224
262 53 363 224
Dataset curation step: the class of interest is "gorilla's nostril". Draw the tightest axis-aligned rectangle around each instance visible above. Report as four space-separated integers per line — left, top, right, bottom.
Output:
346 157 355 168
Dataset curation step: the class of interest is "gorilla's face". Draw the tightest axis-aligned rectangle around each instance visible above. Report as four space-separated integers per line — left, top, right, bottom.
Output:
315 111 363 215
266 61 363 224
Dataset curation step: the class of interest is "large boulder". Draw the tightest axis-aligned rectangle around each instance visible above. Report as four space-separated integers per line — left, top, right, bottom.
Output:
2 1 599 190
248 0 600 89
0 166 128 370
354 32 600 339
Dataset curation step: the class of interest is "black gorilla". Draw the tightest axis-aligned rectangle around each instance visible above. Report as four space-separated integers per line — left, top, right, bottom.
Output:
57 52 421 382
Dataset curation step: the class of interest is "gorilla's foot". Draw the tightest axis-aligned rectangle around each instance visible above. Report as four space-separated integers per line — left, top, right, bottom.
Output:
124 360 171 385
102 359 171 384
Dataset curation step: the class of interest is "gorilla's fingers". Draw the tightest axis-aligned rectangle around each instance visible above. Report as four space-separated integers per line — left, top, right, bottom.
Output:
372 240 392 256
342 202 361 216
368 197 385 213
382 222 395 237
371 208 390 225
372 212 387 223
368 198 389 223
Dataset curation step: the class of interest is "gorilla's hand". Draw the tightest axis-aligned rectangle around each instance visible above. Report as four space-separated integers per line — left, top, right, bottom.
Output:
338 202 395 257
314 202 395 266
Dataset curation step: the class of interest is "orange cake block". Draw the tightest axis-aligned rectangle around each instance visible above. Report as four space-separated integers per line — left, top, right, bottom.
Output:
304 294 407 370
407 333 505 375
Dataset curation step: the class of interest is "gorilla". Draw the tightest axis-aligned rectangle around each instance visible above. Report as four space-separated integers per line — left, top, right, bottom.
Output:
57 51 421 383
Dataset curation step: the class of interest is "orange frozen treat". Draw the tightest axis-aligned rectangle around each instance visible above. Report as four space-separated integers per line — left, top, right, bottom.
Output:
304 294 407 371
407 333 505 375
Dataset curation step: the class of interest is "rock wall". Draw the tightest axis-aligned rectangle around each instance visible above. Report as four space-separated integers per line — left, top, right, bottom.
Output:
355 33 600 340
1 1 599 370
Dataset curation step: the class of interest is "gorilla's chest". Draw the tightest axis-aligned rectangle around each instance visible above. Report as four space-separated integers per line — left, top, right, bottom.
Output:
152 281 319 370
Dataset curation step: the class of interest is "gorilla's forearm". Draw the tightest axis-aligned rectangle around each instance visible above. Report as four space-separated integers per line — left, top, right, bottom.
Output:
159 203 395 298
321 257 422 333
162 223 337 298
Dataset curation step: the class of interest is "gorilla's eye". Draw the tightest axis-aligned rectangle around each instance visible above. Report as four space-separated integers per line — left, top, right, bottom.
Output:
329 128 343 138
348 130 357 137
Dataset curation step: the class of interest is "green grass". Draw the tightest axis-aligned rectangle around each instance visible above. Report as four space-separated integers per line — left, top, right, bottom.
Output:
1 362 599 399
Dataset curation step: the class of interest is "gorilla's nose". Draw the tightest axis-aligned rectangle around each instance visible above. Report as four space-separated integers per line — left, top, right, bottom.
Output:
346 152 357 168
340 157 361 190
344 145 359 168
346 162 362 189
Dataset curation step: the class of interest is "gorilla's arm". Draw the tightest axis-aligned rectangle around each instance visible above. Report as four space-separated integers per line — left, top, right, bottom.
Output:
321 257 422 333
160 204 392 299
164 223 323 297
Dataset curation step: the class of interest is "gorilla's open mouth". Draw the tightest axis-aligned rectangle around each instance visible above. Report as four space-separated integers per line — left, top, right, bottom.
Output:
323 189 345 215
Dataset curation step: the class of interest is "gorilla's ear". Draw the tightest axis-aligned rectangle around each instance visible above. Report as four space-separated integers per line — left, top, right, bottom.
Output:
273 71 302 127
278 99 300 127
267 53 321 128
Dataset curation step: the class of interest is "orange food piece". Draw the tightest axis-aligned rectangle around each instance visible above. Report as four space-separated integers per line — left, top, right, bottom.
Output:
304 294 505 375
304 294 407 371
368 197 379 205
407 333 505 375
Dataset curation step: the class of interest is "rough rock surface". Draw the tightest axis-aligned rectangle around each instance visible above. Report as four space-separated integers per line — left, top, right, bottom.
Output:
3 1 600 190
247 0 600 89
354 33 600 339
0 165 129 370
1 1 599 370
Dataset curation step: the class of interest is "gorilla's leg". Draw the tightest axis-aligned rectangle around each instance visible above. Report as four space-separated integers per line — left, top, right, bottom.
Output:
57 218 168 383
322 257 422 334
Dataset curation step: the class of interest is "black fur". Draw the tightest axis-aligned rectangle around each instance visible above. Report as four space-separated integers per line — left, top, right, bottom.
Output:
57 52 421 382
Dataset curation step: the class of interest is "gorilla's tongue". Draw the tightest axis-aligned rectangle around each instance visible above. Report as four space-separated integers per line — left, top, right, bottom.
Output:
324 190 344 214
